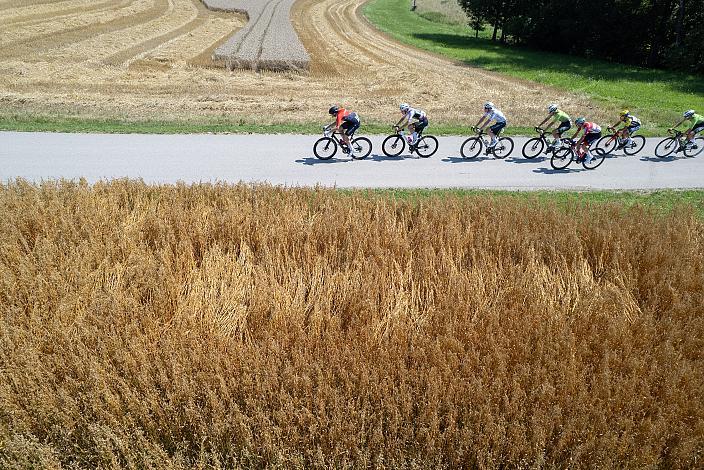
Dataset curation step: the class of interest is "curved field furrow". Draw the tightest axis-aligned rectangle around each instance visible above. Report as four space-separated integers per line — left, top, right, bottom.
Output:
0 0 165 60
0 0 68 11
0 0 125 28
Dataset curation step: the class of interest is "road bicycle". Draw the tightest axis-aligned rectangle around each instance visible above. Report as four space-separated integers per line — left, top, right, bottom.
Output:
550 138 605 170
460 127 514 159
313 126 373 160
595 126 646 156
381 126 439 158
521 127 570 159
654 129 704 158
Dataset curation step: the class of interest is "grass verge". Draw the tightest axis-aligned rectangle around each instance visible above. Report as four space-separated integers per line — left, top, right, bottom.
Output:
363 0 704 134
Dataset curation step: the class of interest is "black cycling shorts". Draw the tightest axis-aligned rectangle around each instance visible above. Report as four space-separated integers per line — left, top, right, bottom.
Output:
490 121 506 135
341 117 360 136
556 121 572 134
585 131 601 145
693 123 704 134
412 117 428 134
627 123 641 134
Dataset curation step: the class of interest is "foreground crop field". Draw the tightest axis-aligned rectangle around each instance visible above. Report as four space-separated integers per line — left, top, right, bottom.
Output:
1 181 702 467
0 0 605 128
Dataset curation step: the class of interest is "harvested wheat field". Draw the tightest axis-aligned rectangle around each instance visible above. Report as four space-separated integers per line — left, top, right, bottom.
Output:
0 181 702 467
0 0 609 126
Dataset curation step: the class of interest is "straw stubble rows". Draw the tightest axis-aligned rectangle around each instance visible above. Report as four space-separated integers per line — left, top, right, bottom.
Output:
0 181 702 467
0 0 609 126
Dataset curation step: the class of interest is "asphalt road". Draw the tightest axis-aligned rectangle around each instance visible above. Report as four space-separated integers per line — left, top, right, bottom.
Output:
1 132 702 189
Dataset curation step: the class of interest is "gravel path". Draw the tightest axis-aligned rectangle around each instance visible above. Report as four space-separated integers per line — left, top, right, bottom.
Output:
1 132 702 189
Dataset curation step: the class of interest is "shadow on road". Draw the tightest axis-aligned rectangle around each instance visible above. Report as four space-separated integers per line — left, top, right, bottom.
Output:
506 156 546 163
371 153 412 161
295 157 350 165
442 156 493 163
640 155 676 162
533 167 585 174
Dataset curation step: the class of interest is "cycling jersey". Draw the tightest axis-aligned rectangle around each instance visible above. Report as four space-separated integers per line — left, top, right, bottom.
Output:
552 110 570 123
404 107 427 124
686 113 704 127
335 108 351 127
484 108 506 123
621 115 641 127
582 122 601 134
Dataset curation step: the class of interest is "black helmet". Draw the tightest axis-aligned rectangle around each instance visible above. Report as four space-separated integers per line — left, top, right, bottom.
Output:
329 105 340 115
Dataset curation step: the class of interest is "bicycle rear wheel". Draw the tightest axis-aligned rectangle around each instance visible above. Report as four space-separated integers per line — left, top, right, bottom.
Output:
492 137 514 159
582 150 606 169
550 147 573 169
655 137 678 158
382 134 405 156
460 137 483 159
415 135 438 157
351 137 372 160
313 137 337 160
521 137 544 159
596 135 617 155
623 135 646 155
683 136 704 157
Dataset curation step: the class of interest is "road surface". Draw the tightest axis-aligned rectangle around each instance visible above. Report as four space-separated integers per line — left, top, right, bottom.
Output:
1 132 702 189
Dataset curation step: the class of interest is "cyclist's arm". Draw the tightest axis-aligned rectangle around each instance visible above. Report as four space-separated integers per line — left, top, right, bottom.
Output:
538 115 550 127
570 128 581 140
476 116 487 130
671 119 685 130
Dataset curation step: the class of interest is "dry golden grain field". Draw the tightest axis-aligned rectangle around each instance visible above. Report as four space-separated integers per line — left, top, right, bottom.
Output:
0 181 702 467
0 0 609 126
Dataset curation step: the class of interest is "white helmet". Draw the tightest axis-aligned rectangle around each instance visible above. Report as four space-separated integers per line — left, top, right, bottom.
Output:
547 104 558 113
399 103 410 112
684 109 695 118
484 102 494 110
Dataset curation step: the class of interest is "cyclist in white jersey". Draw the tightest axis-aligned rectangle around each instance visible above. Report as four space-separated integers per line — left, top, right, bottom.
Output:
474 102 507 149
395 103 428 145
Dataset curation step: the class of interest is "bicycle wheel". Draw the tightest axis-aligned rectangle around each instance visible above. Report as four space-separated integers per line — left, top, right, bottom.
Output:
382 134 405 157
313 137 337 160
521 137 544 159
683 137 704 157
550 147 573 170
582 150 606 170
655 137 678 158
623 135 646 155
350 137 372 160
492 137 514 159
596 135 618 155
415 135 438 158
460 137 483 159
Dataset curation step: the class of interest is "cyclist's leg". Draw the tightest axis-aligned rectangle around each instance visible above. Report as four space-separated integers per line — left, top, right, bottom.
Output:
488 122 505 147
552 121 571 147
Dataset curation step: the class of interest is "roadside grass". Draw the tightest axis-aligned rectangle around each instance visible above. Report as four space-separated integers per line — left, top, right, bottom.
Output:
364 0 704 134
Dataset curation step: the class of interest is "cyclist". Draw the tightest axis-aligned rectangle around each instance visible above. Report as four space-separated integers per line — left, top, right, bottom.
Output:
395 103 428 145
474 102 507 153
570 117 601 164
328 105 360 154
536 103 571 150
610 109 641 149
669 110 704 150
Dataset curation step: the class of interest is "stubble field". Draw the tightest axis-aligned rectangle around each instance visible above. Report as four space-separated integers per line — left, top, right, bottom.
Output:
0 181 702 467
0 0 608 127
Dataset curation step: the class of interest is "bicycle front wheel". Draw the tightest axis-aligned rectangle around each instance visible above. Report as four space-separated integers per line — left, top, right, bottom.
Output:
682 136 704 157
623 135 646 155
351 137 372 160
382 135 405 156
596 135 617 155
313 137 337 160
522 137 544 159
550 147 573 170
460 137 483 159
655 137 678 158
415 135 438 158
582 150 606 170
493 137 514 159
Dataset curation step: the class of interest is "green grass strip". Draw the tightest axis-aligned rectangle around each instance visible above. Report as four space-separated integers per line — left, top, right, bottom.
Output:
363 0 704 134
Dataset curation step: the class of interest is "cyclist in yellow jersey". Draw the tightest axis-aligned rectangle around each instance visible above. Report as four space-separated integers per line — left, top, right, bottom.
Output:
610 110 641 149
537 104 571 150
669 110 704 150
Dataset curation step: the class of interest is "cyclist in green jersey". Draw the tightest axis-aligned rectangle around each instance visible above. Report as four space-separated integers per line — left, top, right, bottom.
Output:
669 110 704 150
536 104 571 150
611 109 641 149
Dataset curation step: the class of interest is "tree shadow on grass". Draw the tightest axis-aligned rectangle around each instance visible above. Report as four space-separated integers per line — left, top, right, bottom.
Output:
411 33 704 97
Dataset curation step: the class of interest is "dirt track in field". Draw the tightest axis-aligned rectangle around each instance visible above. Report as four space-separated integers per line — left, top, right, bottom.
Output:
0 0 608 126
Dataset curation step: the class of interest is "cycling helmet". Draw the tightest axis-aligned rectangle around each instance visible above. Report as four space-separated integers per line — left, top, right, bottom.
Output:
575 117 586 126
484 102 494 110
684 109 695 118
328 105 340 115
547 104 558 113
620 109 630 118
399 103 410 112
